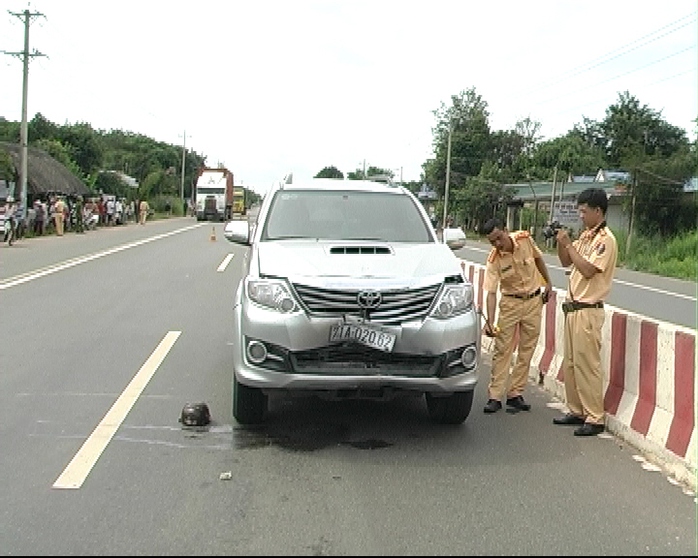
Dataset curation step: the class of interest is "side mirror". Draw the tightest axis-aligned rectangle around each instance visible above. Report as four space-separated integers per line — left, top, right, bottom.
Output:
223 219 251 245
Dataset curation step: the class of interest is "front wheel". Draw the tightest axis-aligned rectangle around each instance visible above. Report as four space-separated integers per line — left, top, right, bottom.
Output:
425 391 474 424
232 374 267 425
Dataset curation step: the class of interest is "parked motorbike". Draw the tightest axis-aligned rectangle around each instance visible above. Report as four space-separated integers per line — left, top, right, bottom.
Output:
84 210 99 230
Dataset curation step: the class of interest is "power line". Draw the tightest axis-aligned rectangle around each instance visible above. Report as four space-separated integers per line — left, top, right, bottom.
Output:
517 12 697 98
635 167 686 186
545 67 697 120
532 44 696 109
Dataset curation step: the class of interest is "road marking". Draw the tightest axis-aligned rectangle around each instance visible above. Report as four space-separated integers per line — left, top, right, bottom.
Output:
0 224 203 291
53 331 181 489
461 246 696 302
217 253 234 272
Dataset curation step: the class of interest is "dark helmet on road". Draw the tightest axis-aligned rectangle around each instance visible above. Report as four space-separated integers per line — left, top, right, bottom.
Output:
179 402 211 427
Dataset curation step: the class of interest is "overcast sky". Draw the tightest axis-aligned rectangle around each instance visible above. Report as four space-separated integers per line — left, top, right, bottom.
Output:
0 1 695 194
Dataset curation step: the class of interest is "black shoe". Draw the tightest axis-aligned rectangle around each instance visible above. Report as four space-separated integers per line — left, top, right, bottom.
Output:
483 399 502 413
553 413 585 426
506 395 531 411
573 423 605 437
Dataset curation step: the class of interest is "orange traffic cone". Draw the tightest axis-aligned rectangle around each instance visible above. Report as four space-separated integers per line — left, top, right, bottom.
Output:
210 226 216 242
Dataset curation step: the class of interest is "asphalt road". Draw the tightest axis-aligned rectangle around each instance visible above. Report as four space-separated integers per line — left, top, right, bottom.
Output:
0 220 695 555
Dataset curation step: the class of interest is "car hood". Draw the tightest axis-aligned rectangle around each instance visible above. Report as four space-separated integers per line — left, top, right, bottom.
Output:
256 241 463 288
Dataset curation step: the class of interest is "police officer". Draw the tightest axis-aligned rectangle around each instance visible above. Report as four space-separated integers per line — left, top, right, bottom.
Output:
481 217 552 414
553 188 617 436
54 196 66 236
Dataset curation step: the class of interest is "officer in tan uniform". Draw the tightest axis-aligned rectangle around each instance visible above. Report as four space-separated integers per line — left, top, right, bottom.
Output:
553 187 617 436
481 217 552 414
139 199 150 225
54 196 66 236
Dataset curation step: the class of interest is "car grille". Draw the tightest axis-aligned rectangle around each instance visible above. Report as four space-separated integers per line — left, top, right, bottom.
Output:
291 344 442 376
292 283 441 325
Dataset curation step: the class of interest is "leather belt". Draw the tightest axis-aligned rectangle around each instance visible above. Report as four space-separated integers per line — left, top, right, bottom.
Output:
504 288 541 300
562 301 604 314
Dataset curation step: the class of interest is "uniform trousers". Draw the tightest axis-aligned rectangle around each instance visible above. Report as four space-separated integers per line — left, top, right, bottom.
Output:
489 295 542 399
562 307 605 424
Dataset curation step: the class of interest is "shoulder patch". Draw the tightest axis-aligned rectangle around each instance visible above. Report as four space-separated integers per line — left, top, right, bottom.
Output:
487 247 498 263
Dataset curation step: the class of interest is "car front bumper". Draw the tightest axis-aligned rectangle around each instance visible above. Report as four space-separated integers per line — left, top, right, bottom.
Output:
232 300 481 394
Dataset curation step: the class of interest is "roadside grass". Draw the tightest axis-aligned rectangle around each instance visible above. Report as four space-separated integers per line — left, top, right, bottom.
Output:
615 229 697 281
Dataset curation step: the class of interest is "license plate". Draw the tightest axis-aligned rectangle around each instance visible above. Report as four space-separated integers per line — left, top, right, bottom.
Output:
329 323 396 352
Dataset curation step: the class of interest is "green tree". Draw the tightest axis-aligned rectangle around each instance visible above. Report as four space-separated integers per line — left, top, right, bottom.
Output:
530 131 606 179
597 92 693 237
93 171 131 198
600 92 689 166
28 113 59 142
0 150 15 181
34 138 85 181
57 122 104 178
315 166 344 179
347 166 393 180
425 87 493 198
0 118 20 142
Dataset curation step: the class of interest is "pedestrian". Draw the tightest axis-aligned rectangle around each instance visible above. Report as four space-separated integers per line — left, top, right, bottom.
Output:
54 196 66 236
552 188 618 436
481 217 552 414
139 199 150 225
74 195 85 233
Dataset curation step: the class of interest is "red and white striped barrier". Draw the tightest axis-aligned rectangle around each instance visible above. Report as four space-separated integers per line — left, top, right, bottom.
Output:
461 259 697 489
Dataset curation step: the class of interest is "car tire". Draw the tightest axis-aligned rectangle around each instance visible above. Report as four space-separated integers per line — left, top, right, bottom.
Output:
233 374 267 425
425 390 474 424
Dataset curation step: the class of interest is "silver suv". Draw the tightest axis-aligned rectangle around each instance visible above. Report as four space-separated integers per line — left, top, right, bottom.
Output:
223 178 481 425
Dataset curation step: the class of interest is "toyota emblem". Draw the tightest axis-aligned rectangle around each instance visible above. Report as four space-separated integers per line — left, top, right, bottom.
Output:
357 290 382 309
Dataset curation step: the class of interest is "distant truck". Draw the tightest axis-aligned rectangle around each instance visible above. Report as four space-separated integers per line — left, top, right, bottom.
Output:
194 167 235 221
232 188 246 216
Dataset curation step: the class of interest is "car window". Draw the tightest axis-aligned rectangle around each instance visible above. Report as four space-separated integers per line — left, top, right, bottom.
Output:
262 190 432 242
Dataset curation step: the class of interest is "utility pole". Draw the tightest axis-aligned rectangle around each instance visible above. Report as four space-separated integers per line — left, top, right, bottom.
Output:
626 169 637 258
441 123 452 231
179 130 186 202
2 8 46 219
549 165 558 223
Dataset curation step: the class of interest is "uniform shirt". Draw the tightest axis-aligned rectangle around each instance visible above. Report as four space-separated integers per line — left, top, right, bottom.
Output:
568 224 617 303
483 231 543 296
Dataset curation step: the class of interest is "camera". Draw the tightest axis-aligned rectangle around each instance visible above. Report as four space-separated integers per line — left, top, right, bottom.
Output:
542 220 562 240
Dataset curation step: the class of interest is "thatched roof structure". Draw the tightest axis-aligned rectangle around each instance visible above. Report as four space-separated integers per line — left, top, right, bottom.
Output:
0 141 91 198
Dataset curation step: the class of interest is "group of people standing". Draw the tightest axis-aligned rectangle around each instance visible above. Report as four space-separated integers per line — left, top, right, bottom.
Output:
2 194 153 240
479 187 618 437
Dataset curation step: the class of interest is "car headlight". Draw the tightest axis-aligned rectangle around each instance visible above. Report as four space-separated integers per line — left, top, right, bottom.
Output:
246 279 299 313
431 284 473 319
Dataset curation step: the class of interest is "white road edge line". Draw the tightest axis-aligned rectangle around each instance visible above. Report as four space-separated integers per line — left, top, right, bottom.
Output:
52 331 181 490
217 253 234 272
0 224 203 290
462 246 696 302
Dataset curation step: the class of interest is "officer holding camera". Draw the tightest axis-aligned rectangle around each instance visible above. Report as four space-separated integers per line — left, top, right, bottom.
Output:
553 188 618 436
481 218 552 414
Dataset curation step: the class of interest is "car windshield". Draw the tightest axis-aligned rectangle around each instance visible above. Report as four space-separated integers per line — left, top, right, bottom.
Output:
262 190 433 242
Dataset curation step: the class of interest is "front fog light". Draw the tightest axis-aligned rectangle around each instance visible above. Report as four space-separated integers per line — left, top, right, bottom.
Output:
437 300 454 316
247 340 268 364
461 345 478 370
